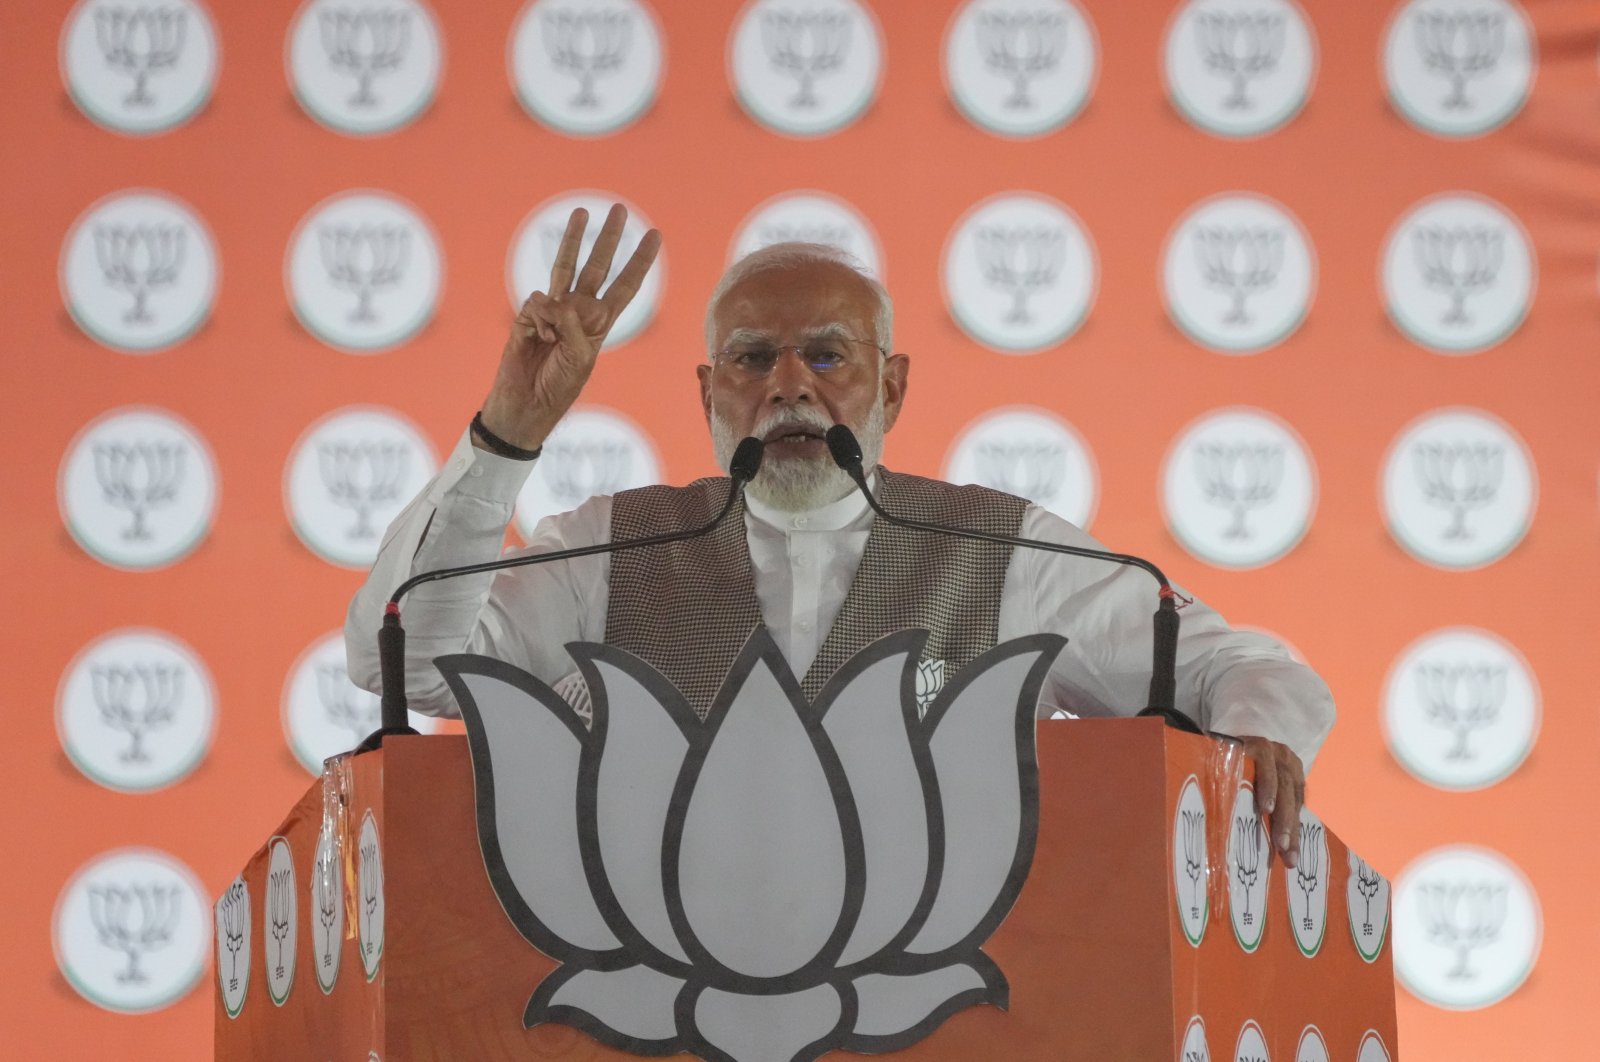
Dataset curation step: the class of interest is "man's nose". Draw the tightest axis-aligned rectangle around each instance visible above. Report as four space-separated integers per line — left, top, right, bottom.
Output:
763 347 818 404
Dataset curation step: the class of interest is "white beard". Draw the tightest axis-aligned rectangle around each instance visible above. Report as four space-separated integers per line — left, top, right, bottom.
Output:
710 398 885 512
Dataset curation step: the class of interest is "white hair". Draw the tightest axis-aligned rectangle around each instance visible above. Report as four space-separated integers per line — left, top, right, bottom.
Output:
703 242 894 355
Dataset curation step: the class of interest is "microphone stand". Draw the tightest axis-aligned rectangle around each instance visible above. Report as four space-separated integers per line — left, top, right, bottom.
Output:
353 437 766 754
823 425 1202 736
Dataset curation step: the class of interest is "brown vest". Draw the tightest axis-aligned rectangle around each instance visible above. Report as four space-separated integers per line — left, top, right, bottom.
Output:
605 468 1029 718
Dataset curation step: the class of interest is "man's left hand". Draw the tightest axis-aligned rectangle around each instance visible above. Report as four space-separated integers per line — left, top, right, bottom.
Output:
1243 737 1306 869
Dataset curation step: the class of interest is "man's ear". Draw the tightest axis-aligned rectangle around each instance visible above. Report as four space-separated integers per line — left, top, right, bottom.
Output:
880 352 909 432
696 362 713 423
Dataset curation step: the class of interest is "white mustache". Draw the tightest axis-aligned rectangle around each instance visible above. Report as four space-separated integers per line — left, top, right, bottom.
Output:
751 408 834 441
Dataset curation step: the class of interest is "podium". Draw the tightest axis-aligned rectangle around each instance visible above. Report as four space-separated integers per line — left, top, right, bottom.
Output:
215 708 1397 1060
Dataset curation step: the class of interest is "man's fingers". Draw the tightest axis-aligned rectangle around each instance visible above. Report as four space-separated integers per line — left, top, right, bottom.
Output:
1275 767 1301 869
574 203 627 297
514 292 559 343
548 208 589 292
1251 741 1279 818
600 227 662 316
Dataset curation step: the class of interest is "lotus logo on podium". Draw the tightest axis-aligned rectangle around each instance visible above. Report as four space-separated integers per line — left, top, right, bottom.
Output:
440 627 1063 1061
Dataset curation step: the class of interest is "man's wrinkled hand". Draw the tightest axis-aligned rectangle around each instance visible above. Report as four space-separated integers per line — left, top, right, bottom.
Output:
1243 736 1306 869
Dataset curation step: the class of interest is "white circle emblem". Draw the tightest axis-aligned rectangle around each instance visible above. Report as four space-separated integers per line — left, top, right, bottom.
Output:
287 0 444 135
287 190 444 353
943 0 1099 138
311 822 345 993
1384 0 1535 138
1162 407 1316 569
1234 1019 1270 1062
1294 1025 1329 1062
728 0 883 137
284 406 439 569
60 189 219 353
729 191 885 279
1163 0 1317 138
216 875 250 1017
514 406 662 539
264 839 297 1006
53 847 209 1014
1381 193 1535 354
59 406 219 570
1282 805 1329 956
357 810 386 980
1162 193 1316 354
1226 783 1270 953
283 630 441 776
60 0 219 134
510 0 665 135
508 191 664 348
941 406 1098 529
1181 1014 1211 1061
1382 626 1539 789
942 192 1098 354
1393 845 1541 1009
1173 775 1208 947
57 628 215 793
1380 407 1535 569
1346 849 1391 964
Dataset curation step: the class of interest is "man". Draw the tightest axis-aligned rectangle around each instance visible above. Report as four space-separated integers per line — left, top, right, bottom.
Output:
346 203 1333 867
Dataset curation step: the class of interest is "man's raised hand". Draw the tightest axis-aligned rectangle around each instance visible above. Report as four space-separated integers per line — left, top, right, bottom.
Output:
478 203 662 452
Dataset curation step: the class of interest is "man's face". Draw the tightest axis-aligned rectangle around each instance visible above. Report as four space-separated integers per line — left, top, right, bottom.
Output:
699 260 909 509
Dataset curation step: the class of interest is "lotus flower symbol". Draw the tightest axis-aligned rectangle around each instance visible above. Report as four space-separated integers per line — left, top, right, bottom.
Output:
438 627 1064 1062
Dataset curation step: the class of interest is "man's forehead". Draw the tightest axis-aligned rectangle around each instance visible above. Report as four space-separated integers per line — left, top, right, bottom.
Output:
713 262 877 333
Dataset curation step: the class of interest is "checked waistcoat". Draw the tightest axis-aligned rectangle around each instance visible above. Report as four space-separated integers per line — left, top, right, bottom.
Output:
604 467 1029 719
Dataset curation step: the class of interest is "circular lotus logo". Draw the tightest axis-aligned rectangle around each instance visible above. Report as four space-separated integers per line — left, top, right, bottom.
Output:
60 189 219 354
1347 848 1391 964
942 192 1098 354
57 627 215 793
1381 193 1535 354
1393 845 1541 1009
728 0 883 137
1162 407 1316 569
357 810 385 980
1358 1029 1393 1061
729 190 884 279
1383 626 1539 790
287 0 444 135
216 875 250 1017
1381 407 1535 569
310 821 345 993
1283 806 1328 956
1173 775 1208 946
1181 1014 1211 1061
59 406 219 570
282 629 441 775
60 0 219 135
286 190 443 352
1226 782 1270 953
508 191 664 347
264 838 297 1006
510 0 665 136
53 847 209 1014
439 628 1064 1060
1295 1024 1330 1062
283 406 439 569
1383 0 1535 138
941 406 1098 529
1163 0 1317 138
514 406 662 539
1233 1018 1269 1061
1162 193 1316 354
942 0 1098 139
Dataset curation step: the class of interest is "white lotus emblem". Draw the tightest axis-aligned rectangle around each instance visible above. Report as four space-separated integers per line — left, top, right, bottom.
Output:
438 627 1065 1062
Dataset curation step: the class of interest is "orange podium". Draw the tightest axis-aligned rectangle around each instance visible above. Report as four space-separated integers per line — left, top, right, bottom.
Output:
214 708 1397 1061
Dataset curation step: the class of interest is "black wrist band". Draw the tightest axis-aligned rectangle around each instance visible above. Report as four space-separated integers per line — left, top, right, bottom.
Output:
471 411 542 461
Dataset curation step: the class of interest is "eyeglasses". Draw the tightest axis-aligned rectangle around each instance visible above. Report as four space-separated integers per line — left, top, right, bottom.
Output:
712 336 888 378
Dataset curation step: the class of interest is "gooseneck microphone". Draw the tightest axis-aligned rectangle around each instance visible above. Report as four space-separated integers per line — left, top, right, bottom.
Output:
824 425 1201 735
356 436 766 754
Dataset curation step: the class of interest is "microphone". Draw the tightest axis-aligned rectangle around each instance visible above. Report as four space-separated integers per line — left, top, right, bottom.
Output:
356 436 765 753
824 425 1200 735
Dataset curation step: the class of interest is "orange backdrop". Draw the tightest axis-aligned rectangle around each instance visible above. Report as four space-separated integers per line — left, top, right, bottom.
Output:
5 0 1598 1057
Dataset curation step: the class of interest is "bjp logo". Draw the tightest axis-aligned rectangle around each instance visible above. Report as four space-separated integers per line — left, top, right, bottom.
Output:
440 628 1064 1062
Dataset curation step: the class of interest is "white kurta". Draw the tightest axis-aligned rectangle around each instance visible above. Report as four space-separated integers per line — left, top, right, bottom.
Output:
346 429 1336 769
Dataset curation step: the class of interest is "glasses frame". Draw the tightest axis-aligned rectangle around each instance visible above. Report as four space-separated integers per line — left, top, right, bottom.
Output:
711 335 891 378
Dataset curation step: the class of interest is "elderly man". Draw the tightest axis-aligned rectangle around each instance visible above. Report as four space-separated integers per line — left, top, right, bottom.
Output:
346 204 1333 867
